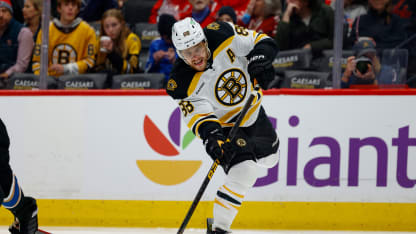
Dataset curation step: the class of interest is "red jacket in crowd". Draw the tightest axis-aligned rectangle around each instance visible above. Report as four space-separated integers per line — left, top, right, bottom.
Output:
179 1 221 28
149 0 191 23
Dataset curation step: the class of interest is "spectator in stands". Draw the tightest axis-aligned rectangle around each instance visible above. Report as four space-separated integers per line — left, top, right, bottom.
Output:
330 0 367 37
217 6 237 23
392 0 416 80
348 0 407 49
118 0 126 8
22 0 42 74
32 0 97 77
0 0 34 83
23 0 42 41
221 0 255 24
341 39 395 88
149 0 191 23
79 0 118 22
240 0 281 37
324 0 332 5
275 0 334 57
145 14 177 84
51 0 59 19
11 0 24 23
95 9 141 77
392 0 415 20
179 0 221 28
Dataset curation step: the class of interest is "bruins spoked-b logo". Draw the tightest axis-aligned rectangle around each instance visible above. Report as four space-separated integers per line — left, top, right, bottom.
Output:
215 68 247 106
52 44 77 64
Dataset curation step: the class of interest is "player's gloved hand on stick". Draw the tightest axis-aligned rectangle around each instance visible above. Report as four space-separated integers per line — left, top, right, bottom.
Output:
203 128 234 171
247 52 275 90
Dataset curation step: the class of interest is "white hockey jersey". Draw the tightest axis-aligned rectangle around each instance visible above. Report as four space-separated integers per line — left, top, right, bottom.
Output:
166 22 272 139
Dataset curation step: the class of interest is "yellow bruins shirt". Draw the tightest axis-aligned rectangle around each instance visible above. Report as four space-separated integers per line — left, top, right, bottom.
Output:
32 18 97 76
166 22 271 139
96 32 141 74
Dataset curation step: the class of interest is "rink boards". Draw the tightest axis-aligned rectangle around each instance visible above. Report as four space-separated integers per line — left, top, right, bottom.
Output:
0 89 415 231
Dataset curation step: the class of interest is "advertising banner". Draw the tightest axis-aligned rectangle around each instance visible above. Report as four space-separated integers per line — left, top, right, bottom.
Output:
1 94 415 203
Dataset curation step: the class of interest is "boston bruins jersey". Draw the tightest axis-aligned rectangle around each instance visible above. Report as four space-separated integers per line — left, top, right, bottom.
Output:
166 22 272 139
32 18 97 76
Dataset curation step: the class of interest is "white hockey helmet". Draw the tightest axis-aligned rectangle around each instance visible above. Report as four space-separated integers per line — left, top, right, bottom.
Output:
172 17 206 51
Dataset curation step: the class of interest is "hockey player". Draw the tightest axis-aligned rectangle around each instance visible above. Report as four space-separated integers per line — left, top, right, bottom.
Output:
32 0 97 77
167 17 280 233
0 118 38 234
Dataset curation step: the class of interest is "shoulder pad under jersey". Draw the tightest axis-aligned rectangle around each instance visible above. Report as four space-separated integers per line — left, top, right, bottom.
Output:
166 59 198 99
204 21 235 53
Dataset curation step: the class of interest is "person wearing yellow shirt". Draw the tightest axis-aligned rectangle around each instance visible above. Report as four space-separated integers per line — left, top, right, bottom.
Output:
95 9 141 75
32 0 97 77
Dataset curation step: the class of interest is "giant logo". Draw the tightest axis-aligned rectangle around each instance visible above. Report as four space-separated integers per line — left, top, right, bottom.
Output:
138 107 279 187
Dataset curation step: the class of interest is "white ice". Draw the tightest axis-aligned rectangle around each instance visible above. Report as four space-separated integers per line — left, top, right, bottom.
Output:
0 227 415 234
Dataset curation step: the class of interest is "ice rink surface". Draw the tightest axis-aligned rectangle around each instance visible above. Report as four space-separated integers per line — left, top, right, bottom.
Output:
0 227 414 234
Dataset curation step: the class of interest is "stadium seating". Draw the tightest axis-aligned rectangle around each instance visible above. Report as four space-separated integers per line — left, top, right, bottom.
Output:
139 49 150 72
6 73 57 90
133 23 160 49
88 21 101 36
57 73 108 89
132 22 159 72
317 50 355 72
123 0 156 27
281 70 330 89
111 73 165 89
273 49 313 72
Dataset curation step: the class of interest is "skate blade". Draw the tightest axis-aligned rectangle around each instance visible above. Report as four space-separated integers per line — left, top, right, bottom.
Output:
36 229 52 234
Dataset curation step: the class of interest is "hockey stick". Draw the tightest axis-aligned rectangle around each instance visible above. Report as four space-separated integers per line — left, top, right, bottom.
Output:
177 85 260 234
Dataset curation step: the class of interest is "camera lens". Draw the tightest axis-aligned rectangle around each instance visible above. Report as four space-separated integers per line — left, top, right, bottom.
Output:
355 57 372 74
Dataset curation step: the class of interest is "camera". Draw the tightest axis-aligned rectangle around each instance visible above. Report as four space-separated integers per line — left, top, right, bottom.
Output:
354 56 372 74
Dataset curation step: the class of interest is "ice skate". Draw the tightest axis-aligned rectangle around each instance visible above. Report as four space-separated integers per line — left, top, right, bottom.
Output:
9 197 38 234
206 218 230 234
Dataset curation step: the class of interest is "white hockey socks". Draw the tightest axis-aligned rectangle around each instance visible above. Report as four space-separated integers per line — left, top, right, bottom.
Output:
213 160 260 232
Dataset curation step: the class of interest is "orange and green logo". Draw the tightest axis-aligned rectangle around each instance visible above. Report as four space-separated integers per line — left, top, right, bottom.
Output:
138 107 279 187
137 108 202 186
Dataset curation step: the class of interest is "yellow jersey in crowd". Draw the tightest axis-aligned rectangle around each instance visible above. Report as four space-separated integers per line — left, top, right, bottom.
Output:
32 18 97 77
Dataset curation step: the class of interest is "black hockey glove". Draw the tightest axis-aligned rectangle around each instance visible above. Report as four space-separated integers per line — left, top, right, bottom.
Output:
247 52 275 90
203 129 234 171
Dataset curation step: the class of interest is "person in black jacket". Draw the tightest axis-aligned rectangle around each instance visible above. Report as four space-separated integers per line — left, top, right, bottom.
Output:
11 0 24 23
79 0 118 22
348 0 408 49
275 0 334 57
